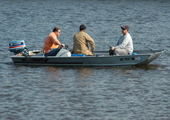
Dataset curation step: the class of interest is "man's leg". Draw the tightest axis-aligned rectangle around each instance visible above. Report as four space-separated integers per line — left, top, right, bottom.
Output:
114 48 128 55
46 48 60 56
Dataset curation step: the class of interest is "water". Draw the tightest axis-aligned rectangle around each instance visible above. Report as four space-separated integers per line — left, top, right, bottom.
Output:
0 0 170 119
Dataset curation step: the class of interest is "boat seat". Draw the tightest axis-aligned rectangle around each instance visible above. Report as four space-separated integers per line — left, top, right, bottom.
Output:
131 53 137 55
71 54 85 57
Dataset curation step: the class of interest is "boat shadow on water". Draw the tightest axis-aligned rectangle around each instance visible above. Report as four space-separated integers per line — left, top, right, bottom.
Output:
3 61 166 71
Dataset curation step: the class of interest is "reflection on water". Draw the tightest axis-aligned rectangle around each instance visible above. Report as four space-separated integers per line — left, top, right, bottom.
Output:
76 67 94 78
46 66 61 78
135 64 166 71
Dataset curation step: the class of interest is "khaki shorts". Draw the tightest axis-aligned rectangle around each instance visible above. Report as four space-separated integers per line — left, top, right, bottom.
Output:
114 48 128 55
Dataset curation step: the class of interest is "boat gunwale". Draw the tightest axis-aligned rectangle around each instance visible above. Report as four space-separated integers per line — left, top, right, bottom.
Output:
10 49 164 59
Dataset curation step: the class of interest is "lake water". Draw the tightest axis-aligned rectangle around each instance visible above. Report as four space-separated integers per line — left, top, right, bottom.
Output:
0 0 170 119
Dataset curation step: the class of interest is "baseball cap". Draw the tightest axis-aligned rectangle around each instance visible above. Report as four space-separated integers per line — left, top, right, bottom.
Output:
121 25 129 30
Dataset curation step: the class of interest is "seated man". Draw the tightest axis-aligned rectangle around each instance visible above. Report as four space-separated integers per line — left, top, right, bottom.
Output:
109 25 133 55
73 24 95 56
43 27 65 56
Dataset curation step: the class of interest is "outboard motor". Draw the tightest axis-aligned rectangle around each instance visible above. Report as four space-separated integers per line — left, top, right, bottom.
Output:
9 40 28 55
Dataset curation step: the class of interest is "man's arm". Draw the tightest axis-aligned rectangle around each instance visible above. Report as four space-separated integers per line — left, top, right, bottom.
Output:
51 33 61 45
115 35 129 49
51 32 65 48
85 34 95 52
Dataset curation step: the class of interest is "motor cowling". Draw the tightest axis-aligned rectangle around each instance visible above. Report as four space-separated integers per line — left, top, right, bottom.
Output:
9 40 28 55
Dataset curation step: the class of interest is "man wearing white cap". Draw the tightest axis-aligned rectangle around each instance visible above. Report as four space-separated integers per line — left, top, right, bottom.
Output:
109 25 133 55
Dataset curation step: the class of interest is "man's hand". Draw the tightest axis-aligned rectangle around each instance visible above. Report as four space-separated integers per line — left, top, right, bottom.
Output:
60 44 65 48
110 46 114 50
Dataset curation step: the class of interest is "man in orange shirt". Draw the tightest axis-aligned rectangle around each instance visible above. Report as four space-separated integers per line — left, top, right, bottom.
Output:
43 27 65 56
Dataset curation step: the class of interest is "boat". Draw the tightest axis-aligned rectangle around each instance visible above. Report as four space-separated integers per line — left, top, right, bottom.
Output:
9 40 164 66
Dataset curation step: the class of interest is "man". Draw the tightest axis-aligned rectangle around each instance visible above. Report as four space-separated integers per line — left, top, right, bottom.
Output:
43 27 65 56
109 25 133 55
73 24 95 56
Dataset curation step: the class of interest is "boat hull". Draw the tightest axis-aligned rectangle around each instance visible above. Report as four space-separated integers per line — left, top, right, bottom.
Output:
10 49 164 66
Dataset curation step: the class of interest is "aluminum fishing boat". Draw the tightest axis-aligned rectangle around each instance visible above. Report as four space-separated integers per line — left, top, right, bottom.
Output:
9 40 164 66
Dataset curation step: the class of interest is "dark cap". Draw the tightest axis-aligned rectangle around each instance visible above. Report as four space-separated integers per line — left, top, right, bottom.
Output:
121 25 129 30
79 24 86 31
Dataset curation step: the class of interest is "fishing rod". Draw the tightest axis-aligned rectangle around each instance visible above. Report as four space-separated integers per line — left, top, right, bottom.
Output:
32 2 52 31
88 29 111 48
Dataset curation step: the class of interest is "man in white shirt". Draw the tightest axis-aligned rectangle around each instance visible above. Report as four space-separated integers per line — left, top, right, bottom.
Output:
109 25 133 55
